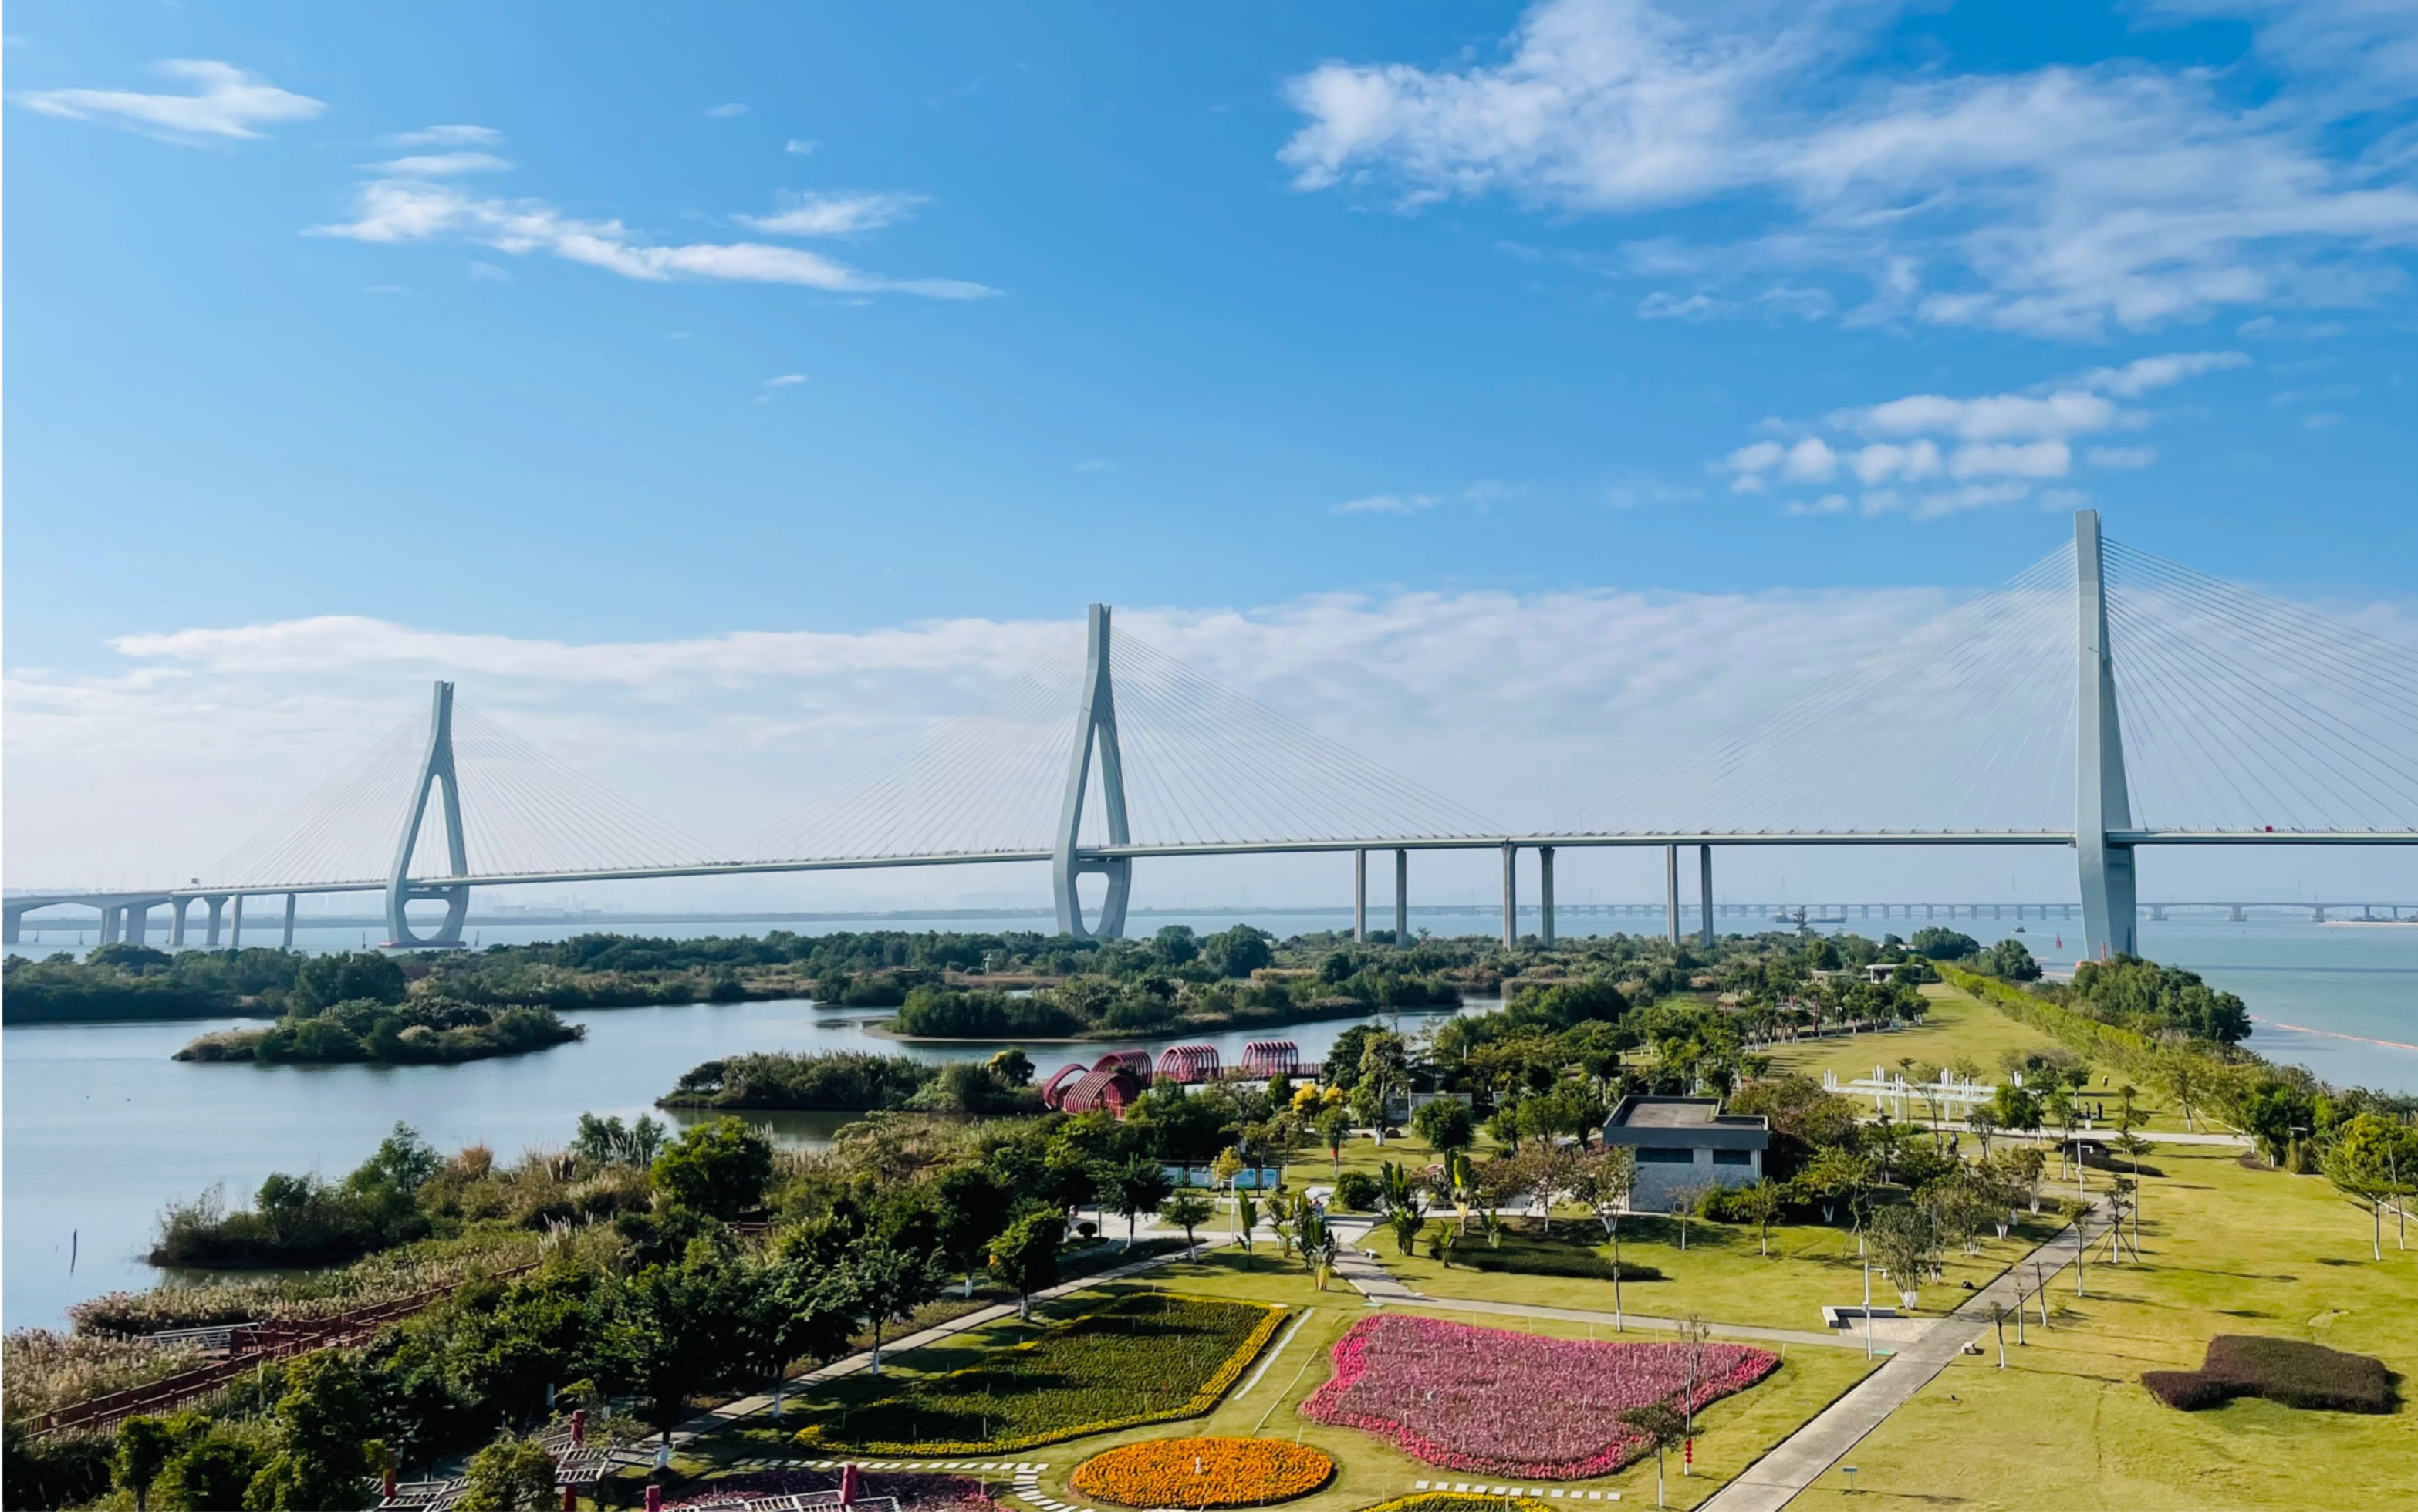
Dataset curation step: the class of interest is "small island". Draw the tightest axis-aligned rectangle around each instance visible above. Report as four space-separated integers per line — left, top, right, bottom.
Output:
174 950 583 1065
660 1048 1042 1114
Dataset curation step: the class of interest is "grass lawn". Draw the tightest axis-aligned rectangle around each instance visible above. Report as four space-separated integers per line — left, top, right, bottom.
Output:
1761 984 2213 1135
1365 1208 2062 1334
678 1254 1876 1512
1785 1138 2417 1510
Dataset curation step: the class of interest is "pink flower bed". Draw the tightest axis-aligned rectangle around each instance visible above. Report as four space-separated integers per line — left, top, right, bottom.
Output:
1299 1315 1780 1479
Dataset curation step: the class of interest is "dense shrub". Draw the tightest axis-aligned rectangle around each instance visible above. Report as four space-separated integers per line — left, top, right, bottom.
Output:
1333 1171 1383 1211
893 987 1082 1039
177 997 582 1065
660 1051 941 1110
2143 1335 2396 1414
1447 1230 1662 1283
1 945 299 1024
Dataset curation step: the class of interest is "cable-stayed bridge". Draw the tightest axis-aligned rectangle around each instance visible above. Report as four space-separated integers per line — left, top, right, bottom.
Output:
9 512 2415 960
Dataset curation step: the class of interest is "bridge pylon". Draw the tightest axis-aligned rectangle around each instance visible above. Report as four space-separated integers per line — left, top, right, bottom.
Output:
2075 510 2139 960
1052 605 1133 940
385 680 471 950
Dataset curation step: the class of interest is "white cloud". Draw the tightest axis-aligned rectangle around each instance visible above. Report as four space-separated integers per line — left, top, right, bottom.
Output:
785 139 819 155
2080 350 2251 397
1721 440 1785 493
705 103 751 118
741 191 927 237
1848 440 1944 485
1948 440 2071 480
1638 291 1726 319
1781 437 1838 483
390 124 501 147
367 150 512 177
762 373 808 387
2086 445 2157 468
1278 0 2418 338
467 260 512 282
312 178 995 299
18 59 323 142
1844 391 2124 444
1786 493 1850 515
1331 493 1440 515
1913 481 2035 518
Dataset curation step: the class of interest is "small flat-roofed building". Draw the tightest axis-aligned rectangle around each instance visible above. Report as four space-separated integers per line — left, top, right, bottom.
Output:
1599 1095 1769 1211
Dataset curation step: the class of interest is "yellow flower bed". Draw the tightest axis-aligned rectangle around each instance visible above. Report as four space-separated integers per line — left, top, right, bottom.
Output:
1072 1436 1334 1508
1356 1497 1554 1512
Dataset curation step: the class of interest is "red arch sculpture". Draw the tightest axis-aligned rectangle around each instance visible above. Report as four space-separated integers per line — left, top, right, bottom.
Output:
1093 1049 1153 1082
1039 1061 1092 1111
1240 1040 1300 1078
1155 1044 1222 1085
1058 1068 1145 1117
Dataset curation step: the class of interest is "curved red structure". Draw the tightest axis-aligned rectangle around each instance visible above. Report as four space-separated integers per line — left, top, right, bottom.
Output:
1039 1061 1092 1111
1058 1067 1145 1117
1154 1044 1222 1085
1240 1040 1301 1078
1093 1049 1153 1082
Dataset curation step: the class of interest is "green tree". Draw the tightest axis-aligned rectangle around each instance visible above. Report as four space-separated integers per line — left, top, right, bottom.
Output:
1867 1205 1938 1308
1980 937 2041 980
291 951 407 1011
598 1250 748 1439
2324 1114 2418 1261
1201 924 1273 978
1356 1031 1410 1145
932 1165 1013 1296
1906 927 1979 961
454 1434 557 1512
1989 1082 2043 1136
157 1433 266 1512
989 1207 1062 1320
1315 1107 1353 1176
650 1116 775 1220
986 1048 1036 1087
1618 1402 1687 1509
1379 1160 1430 1255
1235 1190 1260 1265
1412 1099 1477 1158
1161 1185 1215 1257
1733 1178 1786 1257
113 1415 180 1512
1105 1153 1174 1248
847 1237 943 1372
243 1352 378 1510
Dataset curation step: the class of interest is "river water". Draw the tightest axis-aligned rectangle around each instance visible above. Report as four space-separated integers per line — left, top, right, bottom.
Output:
4 911 2410 1330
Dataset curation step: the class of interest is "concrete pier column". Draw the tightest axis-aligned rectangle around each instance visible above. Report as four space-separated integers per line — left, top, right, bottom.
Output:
124 903 153 946
1500 842 1518 950
1539 846 1556 947
1393 849 1408 946
170 899 190 947
99 906 123 945
1353 849 1368 943
2 906 23 947
229 895 245 950
1664 844 1681 947
1699 845 1714 949
205 896 226 947
283 894 298 950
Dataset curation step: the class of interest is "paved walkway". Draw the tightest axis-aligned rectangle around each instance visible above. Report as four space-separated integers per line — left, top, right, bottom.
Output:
1698 1203 2107 1512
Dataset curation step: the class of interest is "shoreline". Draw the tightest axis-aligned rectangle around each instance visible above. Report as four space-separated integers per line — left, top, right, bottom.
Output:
864 995 1471 1046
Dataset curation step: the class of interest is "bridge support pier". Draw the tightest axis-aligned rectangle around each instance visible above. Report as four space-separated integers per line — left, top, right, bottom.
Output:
1394 849 1407 946
1052 609 1132 941
1699 845 1714 948
229 895 245 950
1501 842 1518 950
1353 849 1367 943
386 681 474 950
124 902 154 946
2 905 22 947
170 899 190 947
283 893 298 950
1664 844 1680 947
1539 846 1555 947
2075 510 2139 960
205 896 225 947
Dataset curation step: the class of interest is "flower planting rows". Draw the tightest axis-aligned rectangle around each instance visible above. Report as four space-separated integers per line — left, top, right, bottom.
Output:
1071 1436 1332 1508
799 1293 1285 1455
1300 1315 1780 1479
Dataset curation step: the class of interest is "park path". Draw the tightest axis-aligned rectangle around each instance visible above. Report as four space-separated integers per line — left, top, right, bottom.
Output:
1697 1203 2107 1512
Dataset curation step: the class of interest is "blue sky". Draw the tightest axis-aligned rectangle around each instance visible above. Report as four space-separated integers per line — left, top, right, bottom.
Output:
6 1 2416 903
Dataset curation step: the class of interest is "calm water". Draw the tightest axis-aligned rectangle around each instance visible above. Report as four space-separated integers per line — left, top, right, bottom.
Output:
0 994 1467 1329
5 910 2411 1329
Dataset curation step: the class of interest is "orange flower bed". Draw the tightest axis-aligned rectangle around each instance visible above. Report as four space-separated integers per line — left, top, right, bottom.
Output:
1070 1436 1333 1509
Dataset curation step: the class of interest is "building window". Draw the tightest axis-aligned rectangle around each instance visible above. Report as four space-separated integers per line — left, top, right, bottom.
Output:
1712 1149 1754 1167
1636 1147 1695 1164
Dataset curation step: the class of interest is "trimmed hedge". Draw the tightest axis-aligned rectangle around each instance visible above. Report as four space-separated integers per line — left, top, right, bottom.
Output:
2143 1335 2396 1414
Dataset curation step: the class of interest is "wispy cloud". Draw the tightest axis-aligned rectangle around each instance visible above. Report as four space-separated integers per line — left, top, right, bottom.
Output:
1332 492 1440 515
389 123 500 147
314 172 994 299
741 191 927 237
785 139 819 155
366 150 512 176
762 373 808 387
1719 350 2247 515
18 59 323 142
1278 0 2418 339
705 102 751 118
